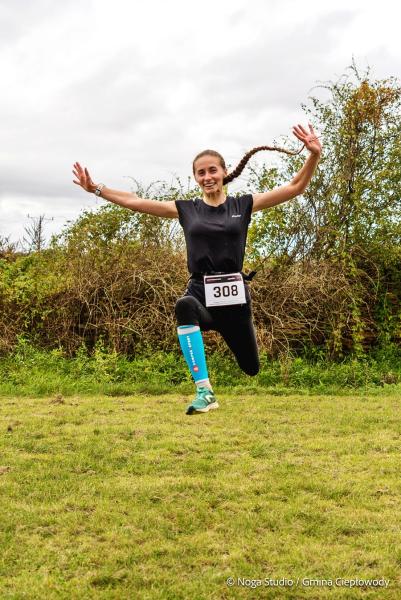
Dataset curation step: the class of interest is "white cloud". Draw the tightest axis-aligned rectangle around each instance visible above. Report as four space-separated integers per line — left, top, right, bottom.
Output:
1 0 401 242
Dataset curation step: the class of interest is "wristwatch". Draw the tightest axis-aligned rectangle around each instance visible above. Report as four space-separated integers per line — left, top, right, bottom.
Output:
94 183 105 196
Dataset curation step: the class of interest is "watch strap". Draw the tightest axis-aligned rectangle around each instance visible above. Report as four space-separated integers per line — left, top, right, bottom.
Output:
94 183 105 196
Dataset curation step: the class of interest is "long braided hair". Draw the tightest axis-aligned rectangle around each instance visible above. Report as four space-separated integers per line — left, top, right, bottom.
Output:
193 144 304 185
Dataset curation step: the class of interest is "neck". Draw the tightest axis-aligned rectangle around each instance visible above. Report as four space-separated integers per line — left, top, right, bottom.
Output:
202 189 226 206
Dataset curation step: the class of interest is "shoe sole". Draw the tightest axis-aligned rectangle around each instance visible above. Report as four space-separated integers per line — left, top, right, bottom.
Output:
186 402 219 415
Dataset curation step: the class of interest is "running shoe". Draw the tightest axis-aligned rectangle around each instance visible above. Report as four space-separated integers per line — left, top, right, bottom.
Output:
186 387 219 415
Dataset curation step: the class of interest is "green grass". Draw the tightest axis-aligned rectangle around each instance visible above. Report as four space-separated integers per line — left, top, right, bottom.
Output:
1 341 401 397
1 392 401 598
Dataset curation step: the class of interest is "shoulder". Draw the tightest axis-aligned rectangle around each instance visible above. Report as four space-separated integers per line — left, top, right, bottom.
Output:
229 194 254 213
175 198 199 210
241 193 253 206
175 198 198 223
229 193 253 203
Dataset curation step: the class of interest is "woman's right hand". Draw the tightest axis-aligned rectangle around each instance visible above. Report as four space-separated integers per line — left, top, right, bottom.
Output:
72 162 97 193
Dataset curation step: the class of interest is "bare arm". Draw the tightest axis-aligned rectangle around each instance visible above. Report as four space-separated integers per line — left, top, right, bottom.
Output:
72 162 178 218
252 125 322 213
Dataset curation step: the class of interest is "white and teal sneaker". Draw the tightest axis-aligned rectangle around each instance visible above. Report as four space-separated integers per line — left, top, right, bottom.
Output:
186 387 219 415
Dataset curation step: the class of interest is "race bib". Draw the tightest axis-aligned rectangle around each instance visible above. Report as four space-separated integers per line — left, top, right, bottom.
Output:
204 272 246 307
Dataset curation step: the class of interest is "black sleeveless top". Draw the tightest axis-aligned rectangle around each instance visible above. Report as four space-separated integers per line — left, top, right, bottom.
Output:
175 195 253 275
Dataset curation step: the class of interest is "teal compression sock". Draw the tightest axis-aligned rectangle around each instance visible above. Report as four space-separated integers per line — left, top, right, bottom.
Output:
177 325 209 385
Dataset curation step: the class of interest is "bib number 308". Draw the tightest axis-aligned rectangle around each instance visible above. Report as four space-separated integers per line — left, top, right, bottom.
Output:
204 273 246 307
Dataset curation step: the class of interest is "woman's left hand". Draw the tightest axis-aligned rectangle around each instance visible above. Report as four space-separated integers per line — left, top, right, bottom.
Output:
292 123 322 156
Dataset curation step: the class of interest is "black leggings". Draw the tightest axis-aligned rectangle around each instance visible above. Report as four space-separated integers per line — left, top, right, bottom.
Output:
175 280 259 376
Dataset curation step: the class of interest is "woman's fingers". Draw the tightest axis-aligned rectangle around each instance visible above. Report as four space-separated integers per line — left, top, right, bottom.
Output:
291 124 321 154
294 124 308 136
72 162 88 188
292 123 319 142
73 164 83 178
84 167 93 182
292 127 305 141
72 162 90 188
72 162 96 192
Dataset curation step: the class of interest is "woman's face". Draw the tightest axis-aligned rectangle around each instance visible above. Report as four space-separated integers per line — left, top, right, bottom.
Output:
193 155 227 195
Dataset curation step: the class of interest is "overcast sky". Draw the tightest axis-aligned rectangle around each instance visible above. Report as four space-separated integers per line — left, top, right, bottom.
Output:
1 0 400 244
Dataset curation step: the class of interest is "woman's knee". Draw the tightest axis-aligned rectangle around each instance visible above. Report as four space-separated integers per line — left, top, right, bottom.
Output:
241 360 260 377
236 349 259 376
175 296 200 325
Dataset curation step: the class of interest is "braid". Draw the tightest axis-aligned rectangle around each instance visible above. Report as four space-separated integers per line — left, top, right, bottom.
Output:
223 144 304 185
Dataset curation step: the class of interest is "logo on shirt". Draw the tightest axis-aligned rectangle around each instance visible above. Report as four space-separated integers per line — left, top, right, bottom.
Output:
232 214 242 218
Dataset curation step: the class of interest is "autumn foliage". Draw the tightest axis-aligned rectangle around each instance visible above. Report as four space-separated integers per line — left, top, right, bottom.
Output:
1 66 400 358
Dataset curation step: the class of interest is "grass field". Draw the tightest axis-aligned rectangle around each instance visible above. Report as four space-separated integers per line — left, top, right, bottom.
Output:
1 391 401 599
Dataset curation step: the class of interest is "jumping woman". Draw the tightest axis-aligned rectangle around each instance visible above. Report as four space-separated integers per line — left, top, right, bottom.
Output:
72 124 322 414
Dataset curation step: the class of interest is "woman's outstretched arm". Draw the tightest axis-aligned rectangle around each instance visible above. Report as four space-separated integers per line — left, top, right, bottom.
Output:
252 124 322 213
72 162 178 218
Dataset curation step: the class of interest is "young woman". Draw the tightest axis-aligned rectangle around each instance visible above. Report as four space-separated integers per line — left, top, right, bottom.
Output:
73 124 322 414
